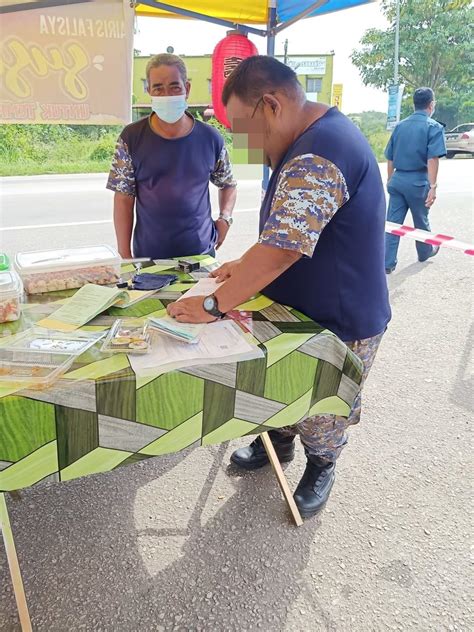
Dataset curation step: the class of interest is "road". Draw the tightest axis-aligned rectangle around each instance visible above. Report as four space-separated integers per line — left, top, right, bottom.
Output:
0 160 473 632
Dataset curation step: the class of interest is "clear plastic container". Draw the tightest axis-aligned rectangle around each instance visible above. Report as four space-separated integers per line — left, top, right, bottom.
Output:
4 328 105 355
0 270 23 323
101 318 150 355
15 245 121 295
0 347 75 388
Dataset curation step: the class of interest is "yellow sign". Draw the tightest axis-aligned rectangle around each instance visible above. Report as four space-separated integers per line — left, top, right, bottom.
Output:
332 84 343 110
0 0 134 124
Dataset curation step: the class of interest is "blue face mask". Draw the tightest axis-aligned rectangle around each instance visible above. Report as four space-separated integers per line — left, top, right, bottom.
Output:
151 95 187 124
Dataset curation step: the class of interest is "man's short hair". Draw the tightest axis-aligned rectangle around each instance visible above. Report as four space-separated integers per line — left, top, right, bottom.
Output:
413 87 435 110
222 55 301 106
146 53 188 84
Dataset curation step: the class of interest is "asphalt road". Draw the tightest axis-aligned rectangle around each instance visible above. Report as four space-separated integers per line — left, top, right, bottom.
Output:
0 159 473 631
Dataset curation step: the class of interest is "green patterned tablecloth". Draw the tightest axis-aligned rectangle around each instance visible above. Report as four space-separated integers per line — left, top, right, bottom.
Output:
0 256 363 492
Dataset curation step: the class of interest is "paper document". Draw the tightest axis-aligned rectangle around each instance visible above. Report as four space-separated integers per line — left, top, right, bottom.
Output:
148 315 204 344
38 284 130 331
146 278 224 343
177 277 223 299
130 319 263 376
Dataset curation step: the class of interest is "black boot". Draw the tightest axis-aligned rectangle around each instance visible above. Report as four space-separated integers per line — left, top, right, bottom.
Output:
293 455 336 518
230 431 295 470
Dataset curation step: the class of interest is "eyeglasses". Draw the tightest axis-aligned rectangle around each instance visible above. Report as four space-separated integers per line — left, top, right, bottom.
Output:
251 92 275 118
251 97 264 119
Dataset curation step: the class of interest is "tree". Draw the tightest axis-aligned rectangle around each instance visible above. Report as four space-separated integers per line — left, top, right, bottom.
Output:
351 0 474 128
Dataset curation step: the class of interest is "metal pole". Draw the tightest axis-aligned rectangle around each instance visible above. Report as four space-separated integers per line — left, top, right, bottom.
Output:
394 0 400 86
262 1 277 195
283 38 288 65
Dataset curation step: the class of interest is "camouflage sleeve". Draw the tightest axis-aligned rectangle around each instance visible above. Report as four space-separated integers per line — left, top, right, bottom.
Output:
106 136 136 197
210 146 237 189
258 154 349 258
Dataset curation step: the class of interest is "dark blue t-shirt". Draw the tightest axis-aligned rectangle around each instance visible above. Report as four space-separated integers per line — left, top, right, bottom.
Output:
258 107 391 342
107 115 236 258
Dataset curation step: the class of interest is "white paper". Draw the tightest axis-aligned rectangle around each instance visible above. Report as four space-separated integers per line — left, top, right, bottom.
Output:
177 277 223 300
130 319 263 376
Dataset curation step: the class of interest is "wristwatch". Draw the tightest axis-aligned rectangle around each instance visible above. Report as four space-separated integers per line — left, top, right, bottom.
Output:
429 183 437 189
203 294 225 319
217 215 233 227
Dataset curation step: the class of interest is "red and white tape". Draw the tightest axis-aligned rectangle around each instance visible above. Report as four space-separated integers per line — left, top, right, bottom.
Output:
385 222 474 256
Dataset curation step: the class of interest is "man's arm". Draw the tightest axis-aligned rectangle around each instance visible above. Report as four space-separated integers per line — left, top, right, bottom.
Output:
215 185 237 249
106 135 137 257
215 244 300 312
167 243 300 323
211 146 237 249
387 160 395 180
425 157 439 208
113 192 135 258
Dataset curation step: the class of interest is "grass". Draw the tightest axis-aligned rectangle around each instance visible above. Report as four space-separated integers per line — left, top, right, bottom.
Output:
0 116 390 177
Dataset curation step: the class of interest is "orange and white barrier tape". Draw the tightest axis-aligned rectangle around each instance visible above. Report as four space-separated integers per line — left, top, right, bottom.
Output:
385 222 474 256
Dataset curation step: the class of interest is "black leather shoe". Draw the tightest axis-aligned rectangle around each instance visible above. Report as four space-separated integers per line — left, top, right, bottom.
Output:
230 431 295 470
419 245 440 262
294 456 336 518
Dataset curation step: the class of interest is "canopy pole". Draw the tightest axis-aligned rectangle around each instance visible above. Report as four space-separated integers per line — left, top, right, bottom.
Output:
135 1 267 37
262 1 277 195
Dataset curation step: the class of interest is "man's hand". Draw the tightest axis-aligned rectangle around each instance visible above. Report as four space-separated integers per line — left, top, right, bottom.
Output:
214 218 230 249
167 296 217 323
425 187 437 208
210 259 241 282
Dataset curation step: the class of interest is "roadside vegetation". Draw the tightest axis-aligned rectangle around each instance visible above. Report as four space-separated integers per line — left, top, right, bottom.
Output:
0 113 390 177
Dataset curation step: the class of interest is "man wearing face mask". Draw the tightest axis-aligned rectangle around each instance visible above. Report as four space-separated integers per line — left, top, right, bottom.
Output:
384 87 446 273
107 54 237 259
167 56 391 520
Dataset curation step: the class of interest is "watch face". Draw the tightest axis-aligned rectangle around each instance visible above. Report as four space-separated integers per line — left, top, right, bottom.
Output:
203 296 215 311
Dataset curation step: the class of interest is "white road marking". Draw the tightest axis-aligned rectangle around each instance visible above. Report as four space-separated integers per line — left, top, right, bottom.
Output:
1 208 260 231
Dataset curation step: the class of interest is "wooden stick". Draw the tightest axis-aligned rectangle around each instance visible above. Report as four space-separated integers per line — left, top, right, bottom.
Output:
260 432 303 527
0 493 32 632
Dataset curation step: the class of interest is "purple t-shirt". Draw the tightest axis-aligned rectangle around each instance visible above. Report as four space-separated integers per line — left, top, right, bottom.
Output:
107 115 236 258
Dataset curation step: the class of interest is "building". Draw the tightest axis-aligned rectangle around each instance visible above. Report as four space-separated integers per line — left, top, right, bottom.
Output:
132 53 334 120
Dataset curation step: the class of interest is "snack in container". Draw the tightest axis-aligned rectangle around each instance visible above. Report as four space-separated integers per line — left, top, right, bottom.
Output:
0 270 23 323
0 329 105 388
15 245 121 294
101 319 150 355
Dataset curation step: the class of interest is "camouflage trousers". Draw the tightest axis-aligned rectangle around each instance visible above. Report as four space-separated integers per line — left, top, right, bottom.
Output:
277 331 384 463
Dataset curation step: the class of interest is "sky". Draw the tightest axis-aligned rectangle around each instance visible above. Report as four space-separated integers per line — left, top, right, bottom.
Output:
134 1 390 114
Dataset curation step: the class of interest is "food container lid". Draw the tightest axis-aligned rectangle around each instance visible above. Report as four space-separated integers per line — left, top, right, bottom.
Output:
0 270 22 298
15 245 120 274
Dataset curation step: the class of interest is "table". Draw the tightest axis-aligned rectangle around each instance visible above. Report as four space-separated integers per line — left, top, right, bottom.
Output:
0 256 363 630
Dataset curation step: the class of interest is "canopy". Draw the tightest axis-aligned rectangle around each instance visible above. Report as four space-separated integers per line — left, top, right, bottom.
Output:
135 1 374 30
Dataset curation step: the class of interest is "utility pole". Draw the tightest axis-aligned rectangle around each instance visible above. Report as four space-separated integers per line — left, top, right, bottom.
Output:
284 38 288 65
394 0 400 85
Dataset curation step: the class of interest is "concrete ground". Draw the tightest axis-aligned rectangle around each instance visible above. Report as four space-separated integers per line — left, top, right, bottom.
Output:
0 159 473 631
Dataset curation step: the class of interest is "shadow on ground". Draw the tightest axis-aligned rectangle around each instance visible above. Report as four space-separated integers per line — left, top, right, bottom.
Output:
1 443 326 631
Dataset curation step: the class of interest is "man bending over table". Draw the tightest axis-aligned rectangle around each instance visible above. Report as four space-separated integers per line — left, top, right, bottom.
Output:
167 56 391 520
107 53 237 259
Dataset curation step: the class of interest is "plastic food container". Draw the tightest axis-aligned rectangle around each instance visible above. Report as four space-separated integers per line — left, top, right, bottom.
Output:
15 245 121 295
101 318 151 355
0 270 23 323
0 329 105 387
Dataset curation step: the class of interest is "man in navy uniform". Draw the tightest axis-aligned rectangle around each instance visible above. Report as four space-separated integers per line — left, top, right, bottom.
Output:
384 87 447 273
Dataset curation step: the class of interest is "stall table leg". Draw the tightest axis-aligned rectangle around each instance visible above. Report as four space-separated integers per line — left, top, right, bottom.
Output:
260 432 303 527
0 492 32 632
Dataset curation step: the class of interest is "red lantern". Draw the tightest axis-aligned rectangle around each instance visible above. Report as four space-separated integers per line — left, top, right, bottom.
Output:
212 31 258 128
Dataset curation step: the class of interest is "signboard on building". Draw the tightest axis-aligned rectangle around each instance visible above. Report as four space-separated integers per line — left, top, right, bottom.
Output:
0 0 134 124
332 84 343 110
281 56 327 75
